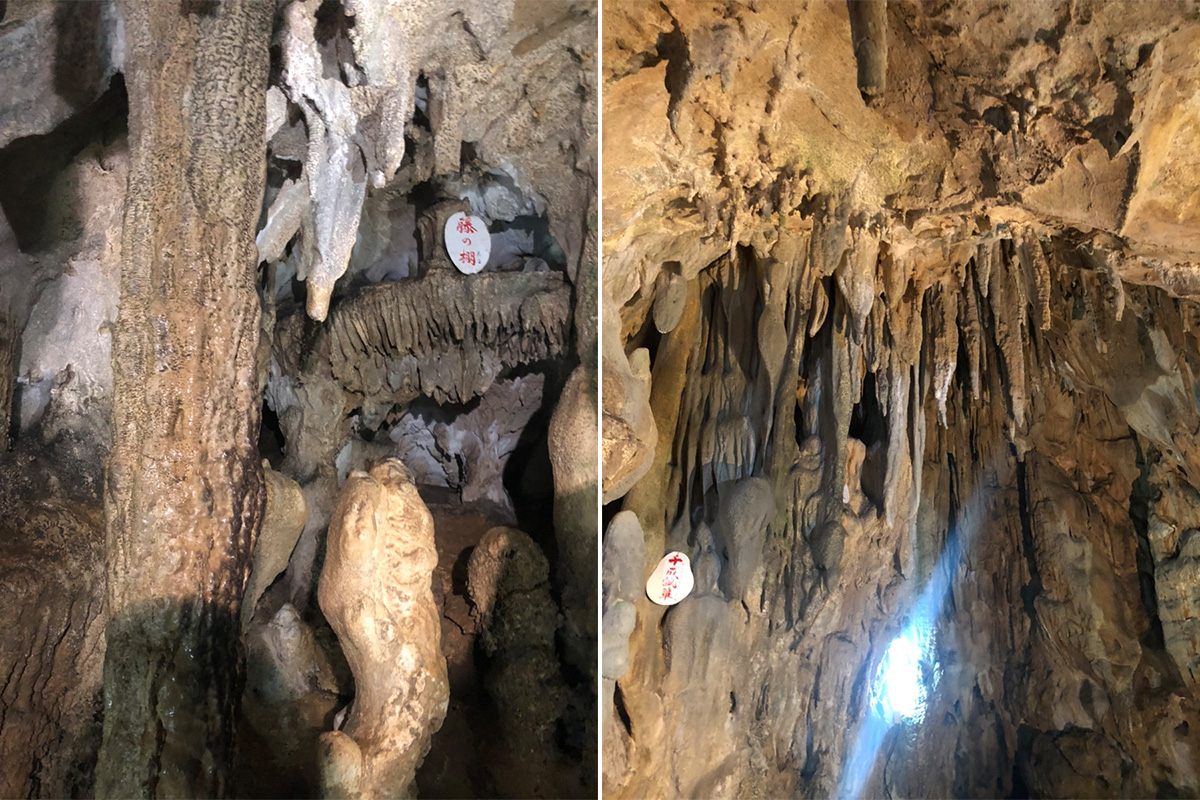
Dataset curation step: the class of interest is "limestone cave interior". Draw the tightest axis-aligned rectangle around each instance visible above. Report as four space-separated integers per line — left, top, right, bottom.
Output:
0 1 596 798
601 2 1200 798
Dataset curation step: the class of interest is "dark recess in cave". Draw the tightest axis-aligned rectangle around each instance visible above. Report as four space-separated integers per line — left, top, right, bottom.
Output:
1130 435 1166 651
0 76 126 253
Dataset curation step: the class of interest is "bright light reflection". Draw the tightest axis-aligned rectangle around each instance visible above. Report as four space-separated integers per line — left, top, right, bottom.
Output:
837 448 1007 799
878 627 927 723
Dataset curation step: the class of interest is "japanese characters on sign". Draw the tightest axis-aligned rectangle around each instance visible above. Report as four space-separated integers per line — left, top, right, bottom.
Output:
444 212 491 274
646 551 695 606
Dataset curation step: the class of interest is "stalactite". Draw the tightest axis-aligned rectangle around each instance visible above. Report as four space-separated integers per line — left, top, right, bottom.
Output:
883 350 912 527
879 245 903 315
1097 248 1128 323
864 304 884 378
931 284 959 428
811 194 851 280
836 221 880 340
977 239 997 299
809 278 829 337
987 243 1029 430
1024 230 1053 331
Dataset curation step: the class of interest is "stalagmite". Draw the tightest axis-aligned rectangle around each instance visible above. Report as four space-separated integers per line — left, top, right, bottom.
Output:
317 460 448 799
549 364 600 683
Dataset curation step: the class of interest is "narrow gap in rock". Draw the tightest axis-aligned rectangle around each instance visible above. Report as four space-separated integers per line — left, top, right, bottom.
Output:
258 400 285 470
1008 723 1037 800
413 73 431 130
1015 454 1042 629
1130 434 1166 650
613 681 633 737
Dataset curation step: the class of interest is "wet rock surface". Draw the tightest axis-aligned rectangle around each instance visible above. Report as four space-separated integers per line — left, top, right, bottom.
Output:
603 2 1200 798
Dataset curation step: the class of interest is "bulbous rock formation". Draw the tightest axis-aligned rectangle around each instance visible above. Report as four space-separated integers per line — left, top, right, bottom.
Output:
317 459 449 799
242 465 309 628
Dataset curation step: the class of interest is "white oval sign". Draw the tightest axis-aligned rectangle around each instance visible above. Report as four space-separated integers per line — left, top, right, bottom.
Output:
445 212 490 274
646 551 694 606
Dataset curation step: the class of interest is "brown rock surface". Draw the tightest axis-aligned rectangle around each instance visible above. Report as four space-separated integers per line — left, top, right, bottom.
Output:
96 1 271 795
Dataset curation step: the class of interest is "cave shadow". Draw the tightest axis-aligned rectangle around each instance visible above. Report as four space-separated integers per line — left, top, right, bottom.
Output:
503 358 570 562
0 49 125 256
52 1 110 112
101 599 253 798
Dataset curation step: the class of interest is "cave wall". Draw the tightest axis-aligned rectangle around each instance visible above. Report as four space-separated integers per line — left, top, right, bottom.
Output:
602 2 1200 798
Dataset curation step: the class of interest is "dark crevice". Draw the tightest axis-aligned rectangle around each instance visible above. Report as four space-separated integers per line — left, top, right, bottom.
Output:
849 371 887 449
799 714 819 780
257 400 286 470
656 13 691 131
612 681 633 737
1130 434 1166 650
1008 723 1037 799
1015 454 1042 631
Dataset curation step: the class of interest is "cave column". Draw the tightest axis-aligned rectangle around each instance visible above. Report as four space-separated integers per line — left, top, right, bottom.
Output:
96 1 272 796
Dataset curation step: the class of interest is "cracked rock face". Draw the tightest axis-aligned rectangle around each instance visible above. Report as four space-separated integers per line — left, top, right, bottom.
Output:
603 2 1200 798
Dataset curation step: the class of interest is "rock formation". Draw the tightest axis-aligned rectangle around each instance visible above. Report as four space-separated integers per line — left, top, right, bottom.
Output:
603 2 1200 798
0 452 105 799
242 466 309 629
468 525 573 798
97 1 271 795
318 459 448 799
